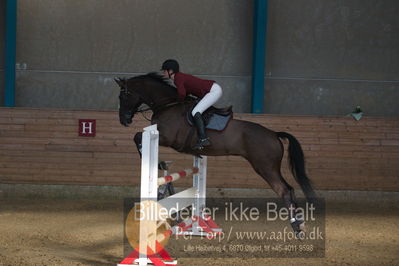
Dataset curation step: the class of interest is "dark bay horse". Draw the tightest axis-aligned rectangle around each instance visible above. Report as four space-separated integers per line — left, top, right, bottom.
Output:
116 72 315 237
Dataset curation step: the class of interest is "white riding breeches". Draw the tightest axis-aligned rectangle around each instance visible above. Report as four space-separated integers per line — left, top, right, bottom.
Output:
191 83 223 116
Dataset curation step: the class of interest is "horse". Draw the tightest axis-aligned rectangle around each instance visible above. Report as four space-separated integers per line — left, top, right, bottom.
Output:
115 72 315 237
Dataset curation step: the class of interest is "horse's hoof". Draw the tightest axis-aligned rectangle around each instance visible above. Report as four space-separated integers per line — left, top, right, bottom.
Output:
295 230 306 240
299 222 306 232
158 161 169 170
158 184 168 200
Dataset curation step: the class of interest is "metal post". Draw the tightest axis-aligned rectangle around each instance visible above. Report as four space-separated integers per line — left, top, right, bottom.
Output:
251 0 268 113
4 0 17 107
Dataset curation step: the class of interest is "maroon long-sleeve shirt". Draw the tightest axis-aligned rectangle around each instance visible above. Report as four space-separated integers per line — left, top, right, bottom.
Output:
174 72 215 100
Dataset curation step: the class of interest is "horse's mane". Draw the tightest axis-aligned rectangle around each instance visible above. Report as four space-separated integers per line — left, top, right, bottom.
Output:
130 72 175 88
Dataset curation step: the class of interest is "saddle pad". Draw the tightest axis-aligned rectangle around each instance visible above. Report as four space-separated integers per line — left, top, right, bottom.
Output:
205 113 232 131
187 111 232 132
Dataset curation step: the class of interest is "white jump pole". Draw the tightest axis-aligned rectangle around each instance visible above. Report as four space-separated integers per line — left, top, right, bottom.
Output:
138 125 159 265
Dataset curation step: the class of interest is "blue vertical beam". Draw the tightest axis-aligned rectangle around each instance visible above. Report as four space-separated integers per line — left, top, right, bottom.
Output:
4 0 17 107
251 0 268 113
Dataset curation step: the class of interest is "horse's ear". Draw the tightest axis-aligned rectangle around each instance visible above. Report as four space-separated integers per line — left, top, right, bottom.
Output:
114 77 123 87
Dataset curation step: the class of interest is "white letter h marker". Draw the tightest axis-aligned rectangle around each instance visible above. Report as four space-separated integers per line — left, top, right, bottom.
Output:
82 122 93 134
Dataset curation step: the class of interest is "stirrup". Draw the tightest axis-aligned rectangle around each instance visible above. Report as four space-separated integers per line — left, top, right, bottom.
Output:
194 137 210 150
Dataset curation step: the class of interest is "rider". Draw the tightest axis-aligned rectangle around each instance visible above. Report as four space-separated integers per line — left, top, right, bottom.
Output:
161 59 223 150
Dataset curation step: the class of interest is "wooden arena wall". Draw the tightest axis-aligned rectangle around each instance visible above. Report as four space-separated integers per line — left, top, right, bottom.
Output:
0 108 398 191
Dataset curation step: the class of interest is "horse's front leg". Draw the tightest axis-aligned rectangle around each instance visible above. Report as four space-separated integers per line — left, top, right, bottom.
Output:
134 132 170 170
133 132 143 157
133 132 175 199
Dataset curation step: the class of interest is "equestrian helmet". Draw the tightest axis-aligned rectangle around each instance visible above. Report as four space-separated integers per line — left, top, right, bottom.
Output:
161 59 179 73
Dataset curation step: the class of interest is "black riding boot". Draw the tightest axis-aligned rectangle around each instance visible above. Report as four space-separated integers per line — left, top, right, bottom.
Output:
193 112 210 150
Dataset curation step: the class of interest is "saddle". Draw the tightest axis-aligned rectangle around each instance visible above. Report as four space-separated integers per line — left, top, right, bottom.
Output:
186 102 233 132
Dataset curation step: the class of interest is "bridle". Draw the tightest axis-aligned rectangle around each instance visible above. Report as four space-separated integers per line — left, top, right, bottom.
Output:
119 78 181 121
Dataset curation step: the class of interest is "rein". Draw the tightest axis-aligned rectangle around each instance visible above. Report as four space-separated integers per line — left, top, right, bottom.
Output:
119 75 195 121
136 101 182 121
122 78 178 111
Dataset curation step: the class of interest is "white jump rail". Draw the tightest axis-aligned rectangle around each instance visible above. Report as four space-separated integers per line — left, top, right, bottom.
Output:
118 124 221 266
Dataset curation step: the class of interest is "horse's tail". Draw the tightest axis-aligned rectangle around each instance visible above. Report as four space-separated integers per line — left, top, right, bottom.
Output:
277 132 316 201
